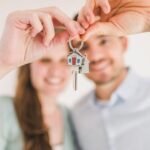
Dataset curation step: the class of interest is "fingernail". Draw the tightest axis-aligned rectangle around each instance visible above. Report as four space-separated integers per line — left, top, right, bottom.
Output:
68 35 81 42
43 39 49 47
104 6 110 14
31 32 36 37
85 24 89 29
95 16 101 21
68 36 75 41
80 28 85 34
86 15 91 23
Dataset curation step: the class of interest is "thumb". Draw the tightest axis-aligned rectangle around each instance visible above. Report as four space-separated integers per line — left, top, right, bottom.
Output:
82 22 125 41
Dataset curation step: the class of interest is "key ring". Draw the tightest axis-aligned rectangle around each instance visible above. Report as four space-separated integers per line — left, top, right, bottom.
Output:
68 38 84 51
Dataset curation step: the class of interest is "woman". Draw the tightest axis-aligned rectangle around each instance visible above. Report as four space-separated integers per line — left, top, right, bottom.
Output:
0 30 74 150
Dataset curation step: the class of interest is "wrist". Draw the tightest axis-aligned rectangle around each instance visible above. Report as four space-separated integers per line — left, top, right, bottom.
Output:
0 52 14 79
147 12 150 32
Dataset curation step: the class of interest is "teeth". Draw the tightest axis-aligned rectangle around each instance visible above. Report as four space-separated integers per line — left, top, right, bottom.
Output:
46 78 62 85
91 61 109 71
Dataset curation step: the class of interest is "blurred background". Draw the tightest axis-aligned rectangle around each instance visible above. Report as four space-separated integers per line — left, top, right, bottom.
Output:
0 0 150 107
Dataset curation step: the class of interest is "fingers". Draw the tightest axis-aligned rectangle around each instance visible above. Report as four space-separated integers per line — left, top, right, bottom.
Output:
6 11 44 36
38 13 55 46
96 0 111 14
78 2 97 29
23 12 55 46
7 7 85 48
78 9 91 29
10 11 56 46
78 0 111 29
28 13 43 37
81 22 124 41
39 7 85 38
65 20 85 38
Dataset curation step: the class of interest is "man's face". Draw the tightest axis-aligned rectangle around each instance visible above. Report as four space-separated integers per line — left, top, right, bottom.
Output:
80 35 128 85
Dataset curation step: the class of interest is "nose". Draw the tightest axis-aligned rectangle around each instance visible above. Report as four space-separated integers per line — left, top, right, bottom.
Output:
88 46 105 62
48 63 63 76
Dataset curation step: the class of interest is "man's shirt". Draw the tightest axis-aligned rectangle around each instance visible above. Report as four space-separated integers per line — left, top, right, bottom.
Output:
71 69 150 150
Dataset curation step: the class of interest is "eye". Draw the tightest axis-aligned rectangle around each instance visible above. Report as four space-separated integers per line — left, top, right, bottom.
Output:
60 58 67 65
40 58 51 63
99 39 108 45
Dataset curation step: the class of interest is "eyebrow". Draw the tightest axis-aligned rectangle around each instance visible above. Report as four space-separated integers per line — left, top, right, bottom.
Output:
96 35 111 39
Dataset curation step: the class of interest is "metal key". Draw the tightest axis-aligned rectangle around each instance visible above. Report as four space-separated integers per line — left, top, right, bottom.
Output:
73 68 78 91
68 38 89 90
70 63 80 91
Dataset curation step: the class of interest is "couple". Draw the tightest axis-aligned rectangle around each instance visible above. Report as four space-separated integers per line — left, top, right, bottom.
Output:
0 1 150 150
1 20 150 150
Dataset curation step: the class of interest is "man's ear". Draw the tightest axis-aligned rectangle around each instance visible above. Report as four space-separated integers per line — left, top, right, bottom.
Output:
120 36 128 53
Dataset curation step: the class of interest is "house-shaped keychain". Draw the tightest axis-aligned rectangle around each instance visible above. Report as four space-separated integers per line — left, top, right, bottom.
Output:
67 39 90 90
68 50 89 74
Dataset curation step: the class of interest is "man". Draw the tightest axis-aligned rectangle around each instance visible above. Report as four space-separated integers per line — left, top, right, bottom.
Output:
71 34 150 150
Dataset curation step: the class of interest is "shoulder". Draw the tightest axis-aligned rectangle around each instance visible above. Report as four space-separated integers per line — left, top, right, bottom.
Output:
59 104 71 127
0 96 15 116
134 74 150 99
0 96 22 141
59 104 75 150
59 104 70 118
119 69 150 106
59 104 73 127
122 69 150 100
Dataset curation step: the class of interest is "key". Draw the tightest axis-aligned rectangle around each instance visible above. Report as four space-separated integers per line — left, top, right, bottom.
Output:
70 65 79 90
68 38 89 90
73 69 78 91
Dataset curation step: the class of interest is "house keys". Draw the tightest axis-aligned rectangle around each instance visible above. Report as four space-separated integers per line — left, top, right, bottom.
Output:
68 38 89 91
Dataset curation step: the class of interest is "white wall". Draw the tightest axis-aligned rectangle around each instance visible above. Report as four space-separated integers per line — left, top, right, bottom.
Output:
0 0 150 107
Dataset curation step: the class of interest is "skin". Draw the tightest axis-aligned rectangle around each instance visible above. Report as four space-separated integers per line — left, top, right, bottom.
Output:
78 0 150 40
1 1 149 79
80 35 128 100
0 7 85 78
30 31 70 146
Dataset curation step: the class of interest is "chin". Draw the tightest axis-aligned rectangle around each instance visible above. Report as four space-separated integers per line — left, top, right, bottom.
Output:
87 72 113 84
87 70 110 79
95 78 113 85
42 85 62 94
93 77 112 85
48 87 62 92
43 90 59 97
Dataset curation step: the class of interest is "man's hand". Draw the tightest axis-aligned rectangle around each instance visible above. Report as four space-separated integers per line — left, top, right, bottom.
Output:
78 0 111 29
78 0 150 40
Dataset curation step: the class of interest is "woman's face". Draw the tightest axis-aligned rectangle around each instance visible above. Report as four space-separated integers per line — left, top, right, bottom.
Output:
30 42 70 98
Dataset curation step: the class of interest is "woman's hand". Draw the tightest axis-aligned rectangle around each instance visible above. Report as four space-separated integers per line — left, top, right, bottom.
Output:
0 7 85 78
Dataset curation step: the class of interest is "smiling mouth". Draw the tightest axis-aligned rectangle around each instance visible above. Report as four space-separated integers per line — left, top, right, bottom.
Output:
90 61 110 72
45 78 63 86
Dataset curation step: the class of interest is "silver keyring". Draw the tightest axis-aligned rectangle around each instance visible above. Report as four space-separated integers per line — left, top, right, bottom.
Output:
68 38 84 51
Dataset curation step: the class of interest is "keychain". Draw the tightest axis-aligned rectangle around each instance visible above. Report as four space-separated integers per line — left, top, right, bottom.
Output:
67 38 89 91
